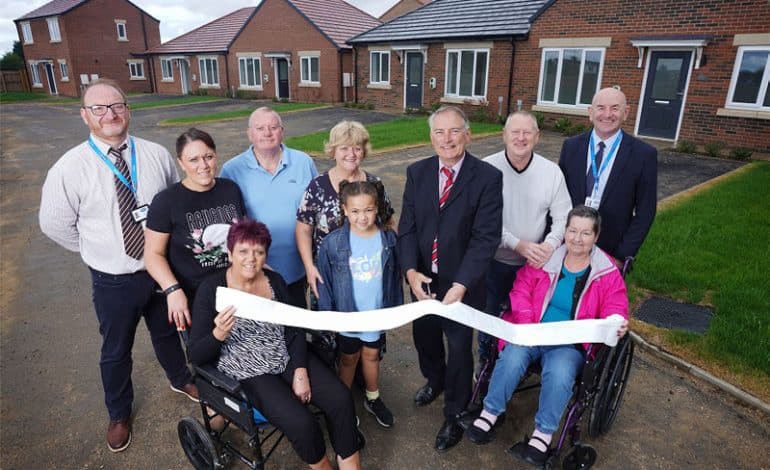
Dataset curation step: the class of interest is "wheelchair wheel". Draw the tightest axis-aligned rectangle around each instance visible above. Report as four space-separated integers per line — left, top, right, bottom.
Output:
587 335 634 437
561 444 597 470
178 416 223 470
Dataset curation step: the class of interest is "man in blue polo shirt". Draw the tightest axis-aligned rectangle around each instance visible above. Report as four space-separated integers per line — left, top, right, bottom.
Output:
221 106 318 307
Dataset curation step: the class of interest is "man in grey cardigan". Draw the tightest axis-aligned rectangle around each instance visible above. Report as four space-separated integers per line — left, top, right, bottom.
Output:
478 111 572 366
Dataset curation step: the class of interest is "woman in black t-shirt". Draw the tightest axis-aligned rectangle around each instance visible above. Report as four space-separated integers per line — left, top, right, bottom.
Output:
145 128 245 331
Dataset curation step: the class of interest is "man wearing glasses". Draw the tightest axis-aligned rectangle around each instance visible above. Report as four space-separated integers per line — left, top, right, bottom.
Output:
40 79 196 453
220 106 318 308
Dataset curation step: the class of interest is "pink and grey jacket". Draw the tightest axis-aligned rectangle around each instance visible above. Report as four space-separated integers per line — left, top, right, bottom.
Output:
499 244 629 351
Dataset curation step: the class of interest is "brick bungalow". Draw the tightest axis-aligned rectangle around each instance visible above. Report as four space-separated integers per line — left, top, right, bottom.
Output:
14 0 161 97
144 0 380 103
350 0 770 152
379 0 433 22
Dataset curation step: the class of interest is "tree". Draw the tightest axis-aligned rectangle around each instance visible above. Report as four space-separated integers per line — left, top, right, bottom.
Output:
13 40 25 62
0 52 24 70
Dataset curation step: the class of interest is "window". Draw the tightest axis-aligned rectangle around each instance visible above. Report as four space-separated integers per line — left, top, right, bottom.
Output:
29 63 42 87
300 56 319 84
370 51 390 84
58 60 69 81
116 21 127 41
20 22 33 44
238 56 262 88
726 46 770 110
538 48 604 107
160 58 174 81
128 60 145 79
199 57 219 87
445 49 489 98
47 17 61 42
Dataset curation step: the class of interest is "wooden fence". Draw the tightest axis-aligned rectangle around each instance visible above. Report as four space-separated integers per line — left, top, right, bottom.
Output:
0 70 31 93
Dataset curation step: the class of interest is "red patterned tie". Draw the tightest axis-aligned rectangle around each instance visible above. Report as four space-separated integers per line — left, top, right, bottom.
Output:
431 167 454 273
110 144 144 260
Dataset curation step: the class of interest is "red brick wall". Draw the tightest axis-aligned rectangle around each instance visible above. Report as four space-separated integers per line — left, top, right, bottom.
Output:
18 0 161 97
355 40 514 120
379 0 429 22
521 0 770 152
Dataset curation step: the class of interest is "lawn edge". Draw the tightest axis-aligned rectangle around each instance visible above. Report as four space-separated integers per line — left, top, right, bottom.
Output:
657 161 754 210
157 104 333 127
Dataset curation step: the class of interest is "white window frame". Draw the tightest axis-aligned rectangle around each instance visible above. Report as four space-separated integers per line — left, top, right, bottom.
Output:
20 22 33 44
536 47 606 109
725 45 770 111
160 58 174 81
198 56 220 87
370 51 390 85
127 60 145 80
115 20 128 41
58 59 69 81
300 55 320 84
47 17 61 42
444 48 490 100
238 56 263 89
29 62 42 87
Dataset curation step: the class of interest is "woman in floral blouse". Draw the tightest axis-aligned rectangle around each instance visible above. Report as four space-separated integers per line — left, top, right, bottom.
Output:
145 128 245 331
295 120 394 299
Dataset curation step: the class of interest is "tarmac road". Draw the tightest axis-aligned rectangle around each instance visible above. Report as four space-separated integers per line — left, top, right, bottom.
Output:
1 100 766 469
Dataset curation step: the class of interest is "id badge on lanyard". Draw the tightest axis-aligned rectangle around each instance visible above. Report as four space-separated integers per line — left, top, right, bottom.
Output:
585 133 621 209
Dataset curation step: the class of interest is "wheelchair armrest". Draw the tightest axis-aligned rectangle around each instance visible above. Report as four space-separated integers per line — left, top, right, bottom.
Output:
194 363 242 395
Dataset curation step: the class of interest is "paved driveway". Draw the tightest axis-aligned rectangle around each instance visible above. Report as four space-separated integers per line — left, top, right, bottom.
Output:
0 100 765 469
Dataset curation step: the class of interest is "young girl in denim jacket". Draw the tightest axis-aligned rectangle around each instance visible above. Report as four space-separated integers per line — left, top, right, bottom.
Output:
316 180 403 428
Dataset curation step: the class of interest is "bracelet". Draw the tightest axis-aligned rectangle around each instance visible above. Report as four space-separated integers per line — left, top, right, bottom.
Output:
163 284 182 296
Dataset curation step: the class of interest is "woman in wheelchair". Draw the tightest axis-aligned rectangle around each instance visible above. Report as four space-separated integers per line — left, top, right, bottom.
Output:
466 205 629 467
189 219 362 470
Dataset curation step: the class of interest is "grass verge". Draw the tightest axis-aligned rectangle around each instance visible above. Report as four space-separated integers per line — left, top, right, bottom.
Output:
0 92 55 103
129 95 222 110
284 118 503 154
629 161 770 399
159 102 328 125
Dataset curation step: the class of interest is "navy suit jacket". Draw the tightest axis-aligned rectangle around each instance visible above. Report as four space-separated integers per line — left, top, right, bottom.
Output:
397 152 502 310
559 131 658 260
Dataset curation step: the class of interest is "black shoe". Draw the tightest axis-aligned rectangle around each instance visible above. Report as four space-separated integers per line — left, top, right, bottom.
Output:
414 383 442 407
435 418 464 452
466 413 505 445
364 397 394 428
507 436 549 467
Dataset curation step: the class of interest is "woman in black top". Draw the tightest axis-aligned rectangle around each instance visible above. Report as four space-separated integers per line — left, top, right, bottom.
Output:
145 128 245 331
189 219 361 470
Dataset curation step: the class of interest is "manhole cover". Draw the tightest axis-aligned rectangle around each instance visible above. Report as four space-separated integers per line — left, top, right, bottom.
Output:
635 296 713 334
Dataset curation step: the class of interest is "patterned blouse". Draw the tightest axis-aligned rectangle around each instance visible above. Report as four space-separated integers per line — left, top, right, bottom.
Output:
216 282 290 380
296 171 395 255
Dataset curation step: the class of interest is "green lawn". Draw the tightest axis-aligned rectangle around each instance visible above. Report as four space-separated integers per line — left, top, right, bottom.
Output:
129 95 222 110
629 161 770 378
0 92 54 103
159 102 328 125
284 118 503 154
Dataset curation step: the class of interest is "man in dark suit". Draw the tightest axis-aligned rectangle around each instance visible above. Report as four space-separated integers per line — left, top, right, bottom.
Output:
559 87 658 265
398 106 502 452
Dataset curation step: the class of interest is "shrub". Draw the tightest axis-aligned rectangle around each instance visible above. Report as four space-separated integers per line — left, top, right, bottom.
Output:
730 147 753 161
431 102 441 112
533 111 545 130
280 97 289 103
553 117 572 134
704 141 724 158
364 102 374 110
566 124 588 136
676 140 697 154
471 106 490 123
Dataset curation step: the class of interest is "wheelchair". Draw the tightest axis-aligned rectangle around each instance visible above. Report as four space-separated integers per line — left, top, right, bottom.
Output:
177 332 365 470
466 259 635 469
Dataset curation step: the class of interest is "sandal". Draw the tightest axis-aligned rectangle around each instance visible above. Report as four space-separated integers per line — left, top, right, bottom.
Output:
466 413 504 445
507 435 549 467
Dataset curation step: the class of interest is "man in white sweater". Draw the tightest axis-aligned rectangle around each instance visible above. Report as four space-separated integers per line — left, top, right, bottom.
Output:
478 111 572 365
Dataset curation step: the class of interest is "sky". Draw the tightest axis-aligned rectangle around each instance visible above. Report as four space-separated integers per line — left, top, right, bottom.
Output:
0 0 398 55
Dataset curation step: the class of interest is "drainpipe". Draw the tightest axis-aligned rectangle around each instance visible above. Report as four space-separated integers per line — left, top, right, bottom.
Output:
338 49 344 103
353 45 358 104
224 52 231 97
506 37 515 118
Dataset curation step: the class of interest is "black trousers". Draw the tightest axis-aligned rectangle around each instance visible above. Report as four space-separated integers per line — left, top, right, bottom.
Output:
240 353 359 464
412 313 474 420
286 277 308 309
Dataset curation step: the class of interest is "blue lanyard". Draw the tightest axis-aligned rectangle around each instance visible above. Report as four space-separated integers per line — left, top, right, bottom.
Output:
589 131 622 195
88 137 138 194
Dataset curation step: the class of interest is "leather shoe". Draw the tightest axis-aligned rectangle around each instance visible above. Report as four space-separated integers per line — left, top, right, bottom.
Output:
107 419 131 452
414 383 442 407
171 382 200 402
435 418 464 452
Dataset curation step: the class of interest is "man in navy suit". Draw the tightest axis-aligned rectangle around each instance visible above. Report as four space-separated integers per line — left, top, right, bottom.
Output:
559 87 658 265
398 106 502 451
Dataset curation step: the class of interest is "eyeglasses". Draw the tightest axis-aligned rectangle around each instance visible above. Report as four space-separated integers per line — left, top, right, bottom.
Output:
253 125 283 134
83 102 128 116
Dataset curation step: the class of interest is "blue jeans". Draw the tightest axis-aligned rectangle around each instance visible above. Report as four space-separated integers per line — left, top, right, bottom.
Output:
478 260 521 362
483 343 584 434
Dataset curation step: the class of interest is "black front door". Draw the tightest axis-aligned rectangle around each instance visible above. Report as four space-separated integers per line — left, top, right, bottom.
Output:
276 59 289 99
405 52 423 109
44 62 57 95
638 51 692 139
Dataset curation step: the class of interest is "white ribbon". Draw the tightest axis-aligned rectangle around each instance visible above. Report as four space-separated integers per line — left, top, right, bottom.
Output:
216 287 624 347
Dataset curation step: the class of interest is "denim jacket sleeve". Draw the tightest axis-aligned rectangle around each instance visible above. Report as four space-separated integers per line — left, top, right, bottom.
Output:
316 237 335 311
